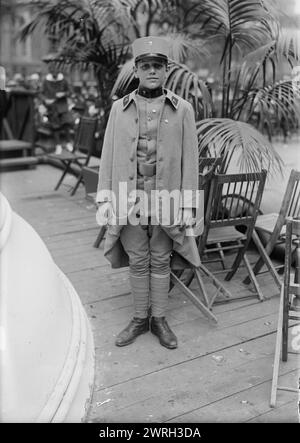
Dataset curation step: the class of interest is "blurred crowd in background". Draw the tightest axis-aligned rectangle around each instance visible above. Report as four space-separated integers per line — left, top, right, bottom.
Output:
4 70 104 151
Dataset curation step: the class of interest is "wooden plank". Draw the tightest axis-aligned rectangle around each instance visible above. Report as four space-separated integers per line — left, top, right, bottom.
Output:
17 207 94 223
91 311 280 389
167 370 299 423
2 163 294 423
87 334 298 423
84 285 258 319
0 157 38 168
47 242 99 259
43 230 98 248
1 166 87 200
54 254 109 274
89 289 280 335
247 397 299 422
46 236 98 253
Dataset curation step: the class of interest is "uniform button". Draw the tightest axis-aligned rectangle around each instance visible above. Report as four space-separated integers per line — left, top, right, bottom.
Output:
152 109 156 113
130 155 134 161
147 136 151 141
129 175 134 180
135 118 138 123
147 116 152 121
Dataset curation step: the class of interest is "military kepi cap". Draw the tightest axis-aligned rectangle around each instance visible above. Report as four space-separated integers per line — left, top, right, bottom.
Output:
132 36 169 64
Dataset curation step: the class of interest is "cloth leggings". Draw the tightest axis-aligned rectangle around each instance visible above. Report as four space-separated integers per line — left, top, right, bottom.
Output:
120 223 172 277
120 223 173 318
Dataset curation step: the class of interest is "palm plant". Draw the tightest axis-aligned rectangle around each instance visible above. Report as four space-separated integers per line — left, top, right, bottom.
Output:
19 0 300 172
19 0 180 138
183 0 300 172
20 0 130 138
114 0 300 172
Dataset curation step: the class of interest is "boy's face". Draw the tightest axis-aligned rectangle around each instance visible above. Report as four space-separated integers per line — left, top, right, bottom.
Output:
134 58 168 90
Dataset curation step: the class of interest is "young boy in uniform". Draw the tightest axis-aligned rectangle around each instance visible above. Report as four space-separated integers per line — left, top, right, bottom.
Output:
96 36 198 349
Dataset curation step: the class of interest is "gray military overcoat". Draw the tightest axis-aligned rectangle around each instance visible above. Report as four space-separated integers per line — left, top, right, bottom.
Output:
96 88 201 268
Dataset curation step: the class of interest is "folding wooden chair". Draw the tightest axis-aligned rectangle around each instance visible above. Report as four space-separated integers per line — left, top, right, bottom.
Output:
170 237 237 324
169 157 222 285
198 170 267 305
270 217 300 407
48 116 98 195
169 167 235 324
198 157 222 211
245 169 300 290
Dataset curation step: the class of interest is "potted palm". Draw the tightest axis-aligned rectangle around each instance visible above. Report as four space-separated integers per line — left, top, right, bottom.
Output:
20 0 300 173
113 0 300 173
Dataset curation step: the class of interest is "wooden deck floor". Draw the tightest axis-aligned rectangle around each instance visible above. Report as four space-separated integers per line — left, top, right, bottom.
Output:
1 164 299 423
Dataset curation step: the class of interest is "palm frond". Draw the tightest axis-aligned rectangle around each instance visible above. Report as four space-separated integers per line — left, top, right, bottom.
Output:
164 33 209 64
242 27 300 73
275 28 300 66
244 80 300 132
20 0 93 42
196 118 283 174
185 0 273 53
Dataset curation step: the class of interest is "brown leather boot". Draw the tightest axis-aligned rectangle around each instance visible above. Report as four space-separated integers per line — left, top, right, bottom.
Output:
115 317 149 347
151 317 177 349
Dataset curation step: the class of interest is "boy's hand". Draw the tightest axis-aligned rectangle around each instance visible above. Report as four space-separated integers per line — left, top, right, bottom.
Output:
175 208 195 227
96 202 113 225
182 208 194 227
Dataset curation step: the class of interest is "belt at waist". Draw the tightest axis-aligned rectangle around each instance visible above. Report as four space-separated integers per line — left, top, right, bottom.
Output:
137 139 148 149
138 162 156 177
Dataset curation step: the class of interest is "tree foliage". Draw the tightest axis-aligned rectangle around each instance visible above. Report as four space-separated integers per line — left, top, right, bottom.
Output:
19 0 300 172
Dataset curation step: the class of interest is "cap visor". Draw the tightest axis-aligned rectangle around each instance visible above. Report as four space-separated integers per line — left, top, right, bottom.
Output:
135 54 168 63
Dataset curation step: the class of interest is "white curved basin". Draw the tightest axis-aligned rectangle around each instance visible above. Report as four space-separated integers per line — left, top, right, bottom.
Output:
0 193 95 422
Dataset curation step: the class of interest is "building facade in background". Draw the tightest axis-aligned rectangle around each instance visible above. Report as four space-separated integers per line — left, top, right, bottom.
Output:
0 0 51 79
0 0 299 82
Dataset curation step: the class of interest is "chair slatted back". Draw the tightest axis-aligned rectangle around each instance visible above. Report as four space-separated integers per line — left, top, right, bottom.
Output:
282 217 300 361
73 116 98 155
284 217 300 298
286 170 300 218
207 171 267 227
200 171 267 254
268 169 300 245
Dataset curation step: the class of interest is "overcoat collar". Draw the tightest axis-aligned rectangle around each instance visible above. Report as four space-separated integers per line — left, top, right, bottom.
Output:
122 88 179 111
